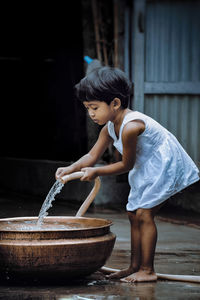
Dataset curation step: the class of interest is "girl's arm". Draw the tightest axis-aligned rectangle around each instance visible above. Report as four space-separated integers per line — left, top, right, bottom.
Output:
81 121 143 181
55 125 112 179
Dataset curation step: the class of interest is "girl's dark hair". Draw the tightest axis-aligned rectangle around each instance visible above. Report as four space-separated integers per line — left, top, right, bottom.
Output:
74 66 133 108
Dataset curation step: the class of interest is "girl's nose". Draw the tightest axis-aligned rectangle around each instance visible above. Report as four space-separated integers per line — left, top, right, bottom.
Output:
89 110 95 118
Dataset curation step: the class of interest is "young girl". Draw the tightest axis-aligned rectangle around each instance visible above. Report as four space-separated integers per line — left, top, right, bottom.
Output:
55 67 199 283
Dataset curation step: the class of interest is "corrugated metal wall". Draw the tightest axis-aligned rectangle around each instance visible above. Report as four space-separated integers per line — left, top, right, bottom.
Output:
145 1 200 82
144 0 200 166
145 95 200 164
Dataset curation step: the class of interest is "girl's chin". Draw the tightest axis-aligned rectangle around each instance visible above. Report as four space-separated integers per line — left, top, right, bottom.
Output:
92 119 107 125
98 121 106 126
94 121 103 125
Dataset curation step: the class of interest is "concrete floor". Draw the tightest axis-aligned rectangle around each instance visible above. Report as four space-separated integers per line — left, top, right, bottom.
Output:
0 190 199 299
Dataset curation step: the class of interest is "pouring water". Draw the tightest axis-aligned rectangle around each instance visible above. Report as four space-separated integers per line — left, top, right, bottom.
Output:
37 180 64 227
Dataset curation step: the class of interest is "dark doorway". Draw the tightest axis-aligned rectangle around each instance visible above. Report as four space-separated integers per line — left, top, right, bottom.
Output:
0 2 87 161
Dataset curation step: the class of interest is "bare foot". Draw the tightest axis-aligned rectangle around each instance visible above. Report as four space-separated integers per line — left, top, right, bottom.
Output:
120 269 157 283
107 266 137 280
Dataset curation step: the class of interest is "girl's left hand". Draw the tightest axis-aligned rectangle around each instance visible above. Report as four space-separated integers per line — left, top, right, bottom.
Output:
81 167 98 181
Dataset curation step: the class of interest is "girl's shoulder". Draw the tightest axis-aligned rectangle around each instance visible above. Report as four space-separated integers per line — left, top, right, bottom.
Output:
123 110 148 123
122 111 148 129
123 111 164 131
122 111 146 136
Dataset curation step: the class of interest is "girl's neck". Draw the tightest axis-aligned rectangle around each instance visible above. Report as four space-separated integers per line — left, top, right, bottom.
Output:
113 108 131 137
113 108 131 126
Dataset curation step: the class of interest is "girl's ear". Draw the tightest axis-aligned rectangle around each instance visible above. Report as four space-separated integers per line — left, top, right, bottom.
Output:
111 98 121 110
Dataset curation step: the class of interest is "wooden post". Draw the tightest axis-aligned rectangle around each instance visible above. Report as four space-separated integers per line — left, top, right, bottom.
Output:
99 3 108 65
91 0 102 62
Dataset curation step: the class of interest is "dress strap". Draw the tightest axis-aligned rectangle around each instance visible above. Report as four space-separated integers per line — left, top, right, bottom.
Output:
119 111 145 139
107 121 116 141
123 111 145 125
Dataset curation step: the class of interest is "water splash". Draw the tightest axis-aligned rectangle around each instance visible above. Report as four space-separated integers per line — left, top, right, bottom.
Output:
2 220 83 231
37 180 64 227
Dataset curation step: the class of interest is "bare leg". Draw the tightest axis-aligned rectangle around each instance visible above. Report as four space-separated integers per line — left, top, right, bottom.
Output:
108 211 140 279
121 203 164 283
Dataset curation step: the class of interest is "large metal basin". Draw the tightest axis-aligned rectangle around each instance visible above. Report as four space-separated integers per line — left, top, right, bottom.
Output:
0 216 116 283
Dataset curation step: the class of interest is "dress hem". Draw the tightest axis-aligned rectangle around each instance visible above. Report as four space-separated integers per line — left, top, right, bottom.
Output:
126 176 199 212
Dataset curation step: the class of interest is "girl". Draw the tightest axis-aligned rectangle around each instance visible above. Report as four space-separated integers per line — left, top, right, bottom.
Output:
55 67 199 283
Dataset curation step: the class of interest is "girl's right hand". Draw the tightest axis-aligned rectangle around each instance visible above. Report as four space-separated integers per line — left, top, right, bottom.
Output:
55 166 75 180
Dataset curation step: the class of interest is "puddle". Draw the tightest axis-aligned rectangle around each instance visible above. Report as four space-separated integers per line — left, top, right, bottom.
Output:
0 277 200 300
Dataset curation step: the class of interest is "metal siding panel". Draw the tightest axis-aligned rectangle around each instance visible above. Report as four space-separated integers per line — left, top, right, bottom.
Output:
180 3 191 81
145 1 200 82
191 4 200 81
154 3 160 82
131 0 200 165
161 4 170 82
143 1 200 166
190 96 200 161
161 96 169 129
179 96 189 150
144 95 200 166
124 6 130 77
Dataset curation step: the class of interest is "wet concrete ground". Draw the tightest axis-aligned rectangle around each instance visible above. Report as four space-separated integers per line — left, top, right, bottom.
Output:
0 190 199 299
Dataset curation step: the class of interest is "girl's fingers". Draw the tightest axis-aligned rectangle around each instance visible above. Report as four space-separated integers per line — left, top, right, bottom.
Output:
55 168 66 179
55 169 62 178
80 171 91 181
81 167 88 172
80 173 87 181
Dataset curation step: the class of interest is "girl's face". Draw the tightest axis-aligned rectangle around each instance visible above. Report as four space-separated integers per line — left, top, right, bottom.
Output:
83 100 114 125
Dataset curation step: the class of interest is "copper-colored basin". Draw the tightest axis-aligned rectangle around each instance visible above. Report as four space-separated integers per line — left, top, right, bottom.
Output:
0 216 116 283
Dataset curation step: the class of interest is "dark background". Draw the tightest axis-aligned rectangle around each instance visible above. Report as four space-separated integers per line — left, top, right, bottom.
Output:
0 2 87 161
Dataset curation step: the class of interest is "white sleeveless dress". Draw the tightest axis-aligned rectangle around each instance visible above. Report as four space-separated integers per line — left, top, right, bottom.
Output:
107 111 199 211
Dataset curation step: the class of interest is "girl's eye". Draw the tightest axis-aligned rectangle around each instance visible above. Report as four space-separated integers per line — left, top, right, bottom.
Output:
93 107 98 111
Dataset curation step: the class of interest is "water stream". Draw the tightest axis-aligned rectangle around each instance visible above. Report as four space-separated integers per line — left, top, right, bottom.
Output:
37 180 64 227
1 179 81 231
